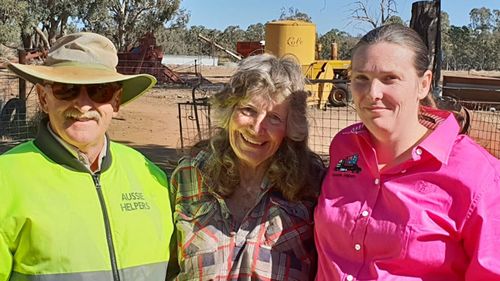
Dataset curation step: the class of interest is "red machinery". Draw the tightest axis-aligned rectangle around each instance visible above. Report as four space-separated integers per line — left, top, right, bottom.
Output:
117 33 208 85
236 41 264 58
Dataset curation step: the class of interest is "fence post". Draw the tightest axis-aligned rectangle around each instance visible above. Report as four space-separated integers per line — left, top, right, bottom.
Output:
178 103 184 148
17 49 28 125
17 49 27 100
410 0 441 96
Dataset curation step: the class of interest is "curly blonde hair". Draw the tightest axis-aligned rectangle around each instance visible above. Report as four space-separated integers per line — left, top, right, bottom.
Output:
195 54 324 202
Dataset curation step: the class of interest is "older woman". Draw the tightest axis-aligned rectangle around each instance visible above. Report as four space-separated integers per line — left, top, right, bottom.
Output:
315 24 500 280
171 54 324 280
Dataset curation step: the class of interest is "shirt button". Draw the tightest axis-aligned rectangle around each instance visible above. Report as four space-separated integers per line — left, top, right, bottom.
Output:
401 169 407 174
346 275 354 281
354 243 361 251
361 210 369 217
374 178 380 185
415 148 423 155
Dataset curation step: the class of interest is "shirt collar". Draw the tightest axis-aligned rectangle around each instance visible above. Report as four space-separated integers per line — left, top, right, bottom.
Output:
353 106 460 165
46 123 108 173
417 106 460 165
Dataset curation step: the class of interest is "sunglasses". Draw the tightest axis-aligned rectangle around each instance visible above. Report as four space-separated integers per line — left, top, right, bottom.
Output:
46 82 122 103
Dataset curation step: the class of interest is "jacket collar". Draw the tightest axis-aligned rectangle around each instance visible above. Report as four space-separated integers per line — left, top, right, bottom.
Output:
33 118 112 173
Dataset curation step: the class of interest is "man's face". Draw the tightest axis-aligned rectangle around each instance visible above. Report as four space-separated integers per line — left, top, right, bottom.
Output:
37 82 122 151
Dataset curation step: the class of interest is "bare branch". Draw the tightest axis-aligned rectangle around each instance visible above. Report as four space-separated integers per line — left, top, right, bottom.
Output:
380 0 385 23
382 0 398 23
350 0 399 27
351 0 378 28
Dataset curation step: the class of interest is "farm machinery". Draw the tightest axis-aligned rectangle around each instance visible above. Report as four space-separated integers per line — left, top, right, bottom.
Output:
202 20 351 107
264 20 351 108
233 20 351 107
117 33 209 86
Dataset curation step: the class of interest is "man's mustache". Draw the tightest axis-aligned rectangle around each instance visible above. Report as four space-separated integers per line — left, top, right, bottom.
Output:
63 109 101 121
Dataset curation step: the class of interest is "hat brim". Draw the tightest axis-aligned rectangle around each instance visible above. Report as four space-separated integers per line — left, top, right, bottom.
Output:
7 63 157 106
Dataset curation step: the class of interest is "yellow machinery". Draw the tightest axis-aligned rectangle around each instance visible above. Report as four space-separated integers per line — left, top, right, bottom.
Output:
265 20 351 107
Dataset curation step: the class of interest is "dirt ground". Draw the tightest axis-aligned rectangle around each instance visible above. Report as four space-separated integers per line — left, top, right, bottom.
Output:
107 88 193 172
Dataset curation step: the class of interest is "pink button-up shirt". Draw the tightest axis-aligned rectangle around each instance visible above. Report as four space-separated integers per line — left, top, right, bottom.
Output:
315 108 500 281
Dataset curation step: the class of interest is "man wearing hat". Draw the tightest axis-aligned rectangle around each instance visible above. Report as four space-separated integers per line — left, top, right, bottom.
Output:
0 33 176 281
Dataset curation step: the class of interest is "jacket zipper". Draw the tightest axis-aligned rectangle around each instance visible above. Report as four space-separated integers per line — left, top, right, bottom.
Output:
92 173 121 281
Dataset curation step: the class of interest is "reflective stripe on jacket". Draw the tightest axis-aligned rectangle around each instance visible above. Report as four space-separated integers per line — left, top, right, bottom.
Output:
0 122 175 281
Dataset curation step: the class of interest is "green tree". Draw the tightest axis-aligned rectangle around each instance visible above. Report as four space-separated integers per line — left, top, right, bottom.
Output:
75 0 115 34
441 12 454 70
187 26 225 56
8 0 81 50
447 26 474 69
40 0 79 43
384 15 404 25
279 7 312 22
245 23 265 41
442 7 499 70
11 0 45 49
318 28 357 60
469 7 493 32
104 0 187 51
494 9 500 32
0 0 26 47
471 27 498 70
219 25 245 49
156 27 186 55
467 7 499 69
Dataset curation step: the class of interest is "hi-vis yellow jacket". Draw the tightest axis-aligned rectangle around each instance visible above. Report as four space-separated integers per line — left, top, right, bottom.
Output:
0 123 176 281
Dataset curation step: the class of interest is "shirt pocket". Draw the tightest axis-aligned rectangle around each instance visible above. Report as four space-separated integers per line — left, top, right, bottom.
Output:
398 223 460 274
259 199 316 280
176 200 219 258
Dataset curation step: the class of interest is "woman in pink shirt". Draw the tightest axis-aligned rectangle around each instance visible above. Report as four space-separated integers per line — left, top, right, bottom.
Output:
315 24 500 281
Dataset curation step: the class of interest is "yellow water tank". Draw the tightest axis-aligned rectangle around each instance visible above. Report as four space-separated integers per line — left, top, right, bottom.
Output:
265 20 316 66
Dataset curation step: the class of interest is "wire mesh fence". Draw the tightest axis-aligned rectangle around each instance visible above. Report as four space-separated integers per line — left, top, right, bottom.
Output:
308 105 360 158
178 83 500 160
177 84 225 149
1 74 498 160
0 72 40 145
177 101 212 149
461 101 500 158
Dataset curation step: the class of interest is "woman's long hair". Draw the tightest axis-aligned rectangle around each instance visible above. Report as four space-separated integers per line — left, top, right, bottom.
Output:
194 54 324 201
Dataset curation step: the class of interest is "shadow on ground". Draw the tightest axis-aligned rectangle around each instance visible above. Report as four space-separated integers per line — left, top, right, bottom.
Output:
1 141 185 176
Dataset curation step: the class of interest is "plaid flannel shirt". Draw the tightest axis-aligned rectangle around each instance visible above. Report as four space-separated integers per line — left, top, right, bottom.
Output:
170 151 317 281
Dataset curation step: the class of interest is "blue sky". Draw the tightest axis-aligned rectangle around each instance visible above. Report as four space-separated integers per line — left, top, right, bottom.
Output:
180 0 499 36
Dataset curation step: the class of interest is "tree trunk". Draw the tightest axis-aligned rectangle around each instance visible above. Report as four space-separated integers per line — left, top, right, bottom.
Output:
34 26 50 49
21 34 32 49
410 0 441 95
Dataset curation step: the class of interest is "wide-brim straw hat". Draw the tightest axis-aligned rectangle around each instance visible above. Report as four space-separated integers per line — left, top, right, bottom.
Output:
7 32 156 106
